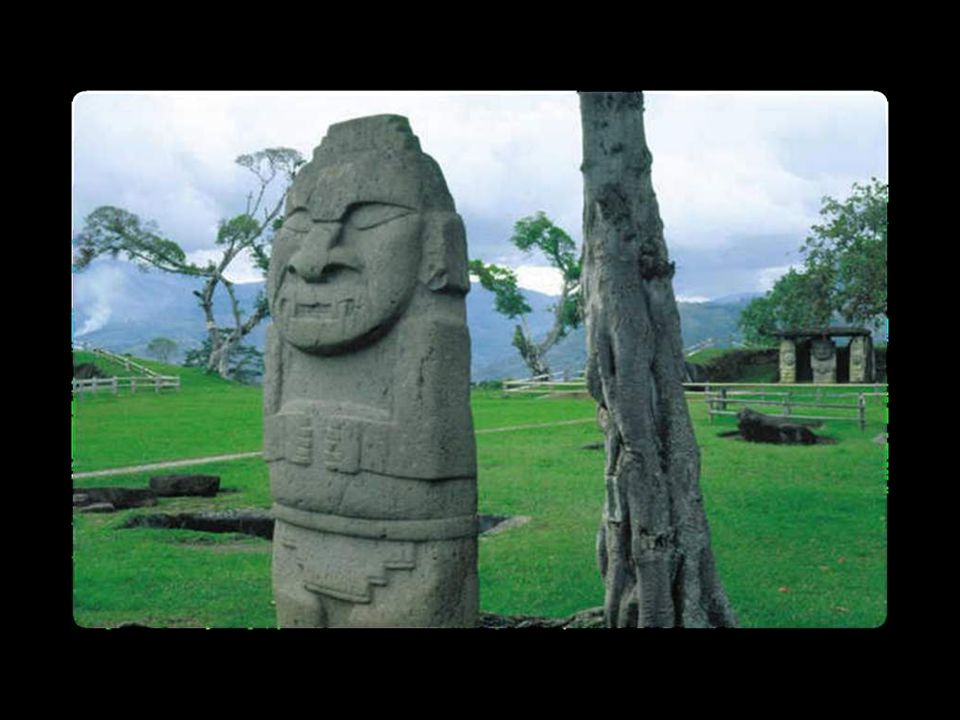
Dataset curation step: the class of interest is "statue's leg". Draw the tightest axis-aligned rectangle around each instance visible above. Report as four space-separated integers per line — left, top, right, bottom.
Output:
272 520 328 628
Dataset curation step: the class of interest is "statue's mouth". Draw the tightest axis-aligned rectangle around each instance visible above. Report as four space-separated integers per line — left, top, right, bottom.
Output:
295 302 334 319
293 297 358 320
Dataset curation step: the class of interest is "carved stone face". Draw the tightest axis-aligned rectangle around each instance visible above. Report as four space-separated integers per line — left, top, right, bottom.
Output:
272 200 424 354
811 339 835 362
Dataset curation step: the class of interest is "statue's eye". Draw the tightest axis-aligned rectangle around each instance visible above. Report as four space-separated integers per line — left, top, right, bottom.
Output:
284 210 312 234
348 203 414 230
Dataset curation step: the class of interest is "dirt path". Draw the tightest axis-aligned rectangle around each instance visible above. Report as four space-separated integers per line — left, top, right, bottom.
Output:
72 452 263 480
72 417 599 479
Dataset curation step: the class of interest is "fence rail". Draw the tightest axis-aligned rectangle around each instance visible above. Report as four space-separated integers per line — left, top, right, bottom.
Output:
72 375 181 396
503 372 587 394
76 345 162 378
698 382 887 431
499 375 887 432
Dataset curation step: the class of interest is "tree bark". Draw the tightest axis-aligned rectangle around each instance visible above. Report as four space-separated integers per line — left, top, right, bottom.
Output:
580 91 736 628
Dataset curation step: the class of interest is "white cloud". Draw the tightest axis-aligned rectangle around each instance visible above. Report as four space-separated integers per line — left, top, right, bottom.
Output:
72 91 886 306
185 248 264 285
515 264 564 296
756 263 804 292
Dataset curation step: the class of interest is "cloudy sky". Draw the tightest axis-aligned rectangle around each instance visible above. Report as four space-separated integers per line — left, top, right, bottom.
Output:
72 90 887 304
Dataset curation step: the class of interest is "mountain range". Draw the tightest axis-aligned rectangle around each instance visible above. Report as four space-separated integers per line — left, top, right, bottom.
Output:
72 263 757 381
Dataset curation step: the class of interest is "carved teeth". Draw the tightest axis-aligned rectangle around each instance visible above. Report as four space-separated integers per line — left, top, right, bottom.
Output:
293 298 358 321
295 302 333 318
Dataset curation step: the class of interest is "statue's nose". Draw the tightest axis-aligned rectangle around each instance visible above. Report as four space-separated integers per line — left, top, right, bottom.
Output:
288 223 342 282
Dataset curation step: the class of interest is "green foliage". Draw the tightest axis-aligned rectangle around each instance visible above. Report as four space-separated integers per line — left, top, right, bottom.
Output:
470 212 583 377
183 331 263 384
739 179 887 344
73 206 192 274
739 269 834 345
511 211 580 283
696 348 779 383
146 337 178 363
803 178 887 324
216 214 260 246
468 260 531 318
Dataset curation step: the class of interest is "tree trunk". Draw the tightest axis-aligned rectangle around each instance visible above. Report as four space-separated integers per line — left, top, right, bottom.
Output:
579 91 736 628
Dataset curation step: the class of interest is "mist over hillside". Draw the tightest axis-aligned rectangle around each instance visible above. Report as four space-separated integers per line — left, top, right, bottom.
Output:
72 263 757 381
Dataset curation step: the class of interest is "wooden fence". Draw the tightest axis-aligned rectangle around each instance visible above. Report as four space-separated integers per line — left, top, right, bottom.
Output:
699 382 887 431
503 371 588 395
73 375 181 396
499 375 887 432
85 346 162 378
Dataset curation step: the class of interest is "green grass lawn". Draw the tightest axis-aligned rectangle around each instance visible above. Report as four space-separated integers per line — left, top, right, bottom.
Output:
72 355 887 628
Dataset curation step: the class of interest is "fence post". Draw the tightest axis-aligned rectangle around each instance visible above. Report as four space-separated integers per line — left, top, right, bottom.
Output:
112 377 118 395
784 390 791 416
858 393 866 432
706 384 714 423
131 378 137 394
719 387 728 412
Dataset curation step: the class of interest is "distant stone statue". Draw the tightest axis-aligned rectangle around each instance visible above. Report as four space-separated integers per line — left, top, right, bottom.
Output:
778 339 797 383
848 335 874 383
810 338 837 384
263 115 478 627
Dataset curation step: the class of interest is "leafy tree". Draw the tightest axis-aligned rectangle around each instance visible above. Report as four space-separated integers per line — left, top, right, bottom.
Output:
803 178 887 324
73 147 304 380
469 212 582 378
184 331 264 384
739 179 887 343
146 336 178 363
738 269 833 346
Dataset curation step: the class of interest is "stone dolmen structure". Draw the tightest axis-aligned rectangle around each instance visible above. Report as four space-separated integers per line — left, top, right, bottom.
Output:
773 327 875 384
263 115 478 627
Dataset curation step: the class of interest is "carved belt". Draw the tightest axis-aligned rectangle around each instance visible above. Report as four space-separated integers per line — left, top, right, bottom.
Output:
263 410 390 475
272 503 478 541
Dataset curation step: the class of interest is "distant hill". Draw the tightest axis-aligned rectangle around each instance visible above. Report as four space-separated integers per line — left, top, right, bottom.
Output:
72 263 757 381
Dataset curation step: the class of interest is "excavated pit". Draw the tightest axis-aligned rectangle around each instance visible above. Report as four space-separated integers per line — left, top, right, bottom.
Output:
120 512 529 541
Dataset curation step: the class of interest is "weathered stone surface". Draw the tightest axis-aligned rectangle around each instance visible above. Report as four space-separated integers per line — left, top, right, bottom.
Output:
849 335 875 383
779 338 797 384
580 92 735 628
810 338 837 384
149 474 220 497
736 408 819 445
78 502 116 513
73 487 157 509
264 115 477 627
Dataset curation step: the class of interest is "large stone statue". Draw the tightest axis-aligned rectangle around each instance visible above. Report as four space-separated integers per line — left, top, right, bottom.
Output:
263 115 478 627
